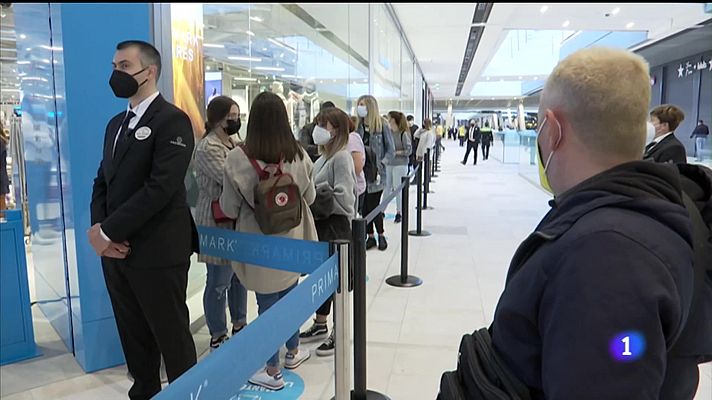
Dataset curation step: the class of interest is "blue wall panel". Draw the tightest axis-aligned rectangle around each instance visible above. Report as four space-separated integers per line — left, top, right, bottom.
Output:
55 2 152 372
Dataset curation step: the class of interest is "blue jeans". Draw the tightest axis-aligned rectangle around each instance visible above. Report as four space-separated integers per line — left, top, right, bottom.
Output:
695 136 706 161
255 283 299 367
203 264 247 339
385 165 409 213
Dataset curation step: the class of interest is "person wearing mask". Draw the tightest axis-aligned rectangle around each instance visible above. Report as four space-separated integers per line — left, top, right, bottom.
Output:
644 104 687 164
480 121 494 161
385 111 413 224
299 101 336 162
489 47 695 399
347 115 367 214
414 119 435 163
220 91 316 391
461 120 481 165
194 96 248 351
89 40 198 400
355 95 395 251
299 107 358 356
690 119 709 162
407 114 419 137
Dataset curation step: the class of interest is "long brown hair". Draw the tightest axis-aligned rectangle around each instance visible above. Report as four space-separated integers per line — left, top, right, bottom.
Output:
388 111 408 133
316 108 350 160
244 91 303 163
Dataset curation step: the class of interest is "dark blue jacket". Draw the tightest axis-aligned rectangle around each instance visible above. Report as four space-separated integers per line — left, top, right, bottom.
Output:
491 161 695 400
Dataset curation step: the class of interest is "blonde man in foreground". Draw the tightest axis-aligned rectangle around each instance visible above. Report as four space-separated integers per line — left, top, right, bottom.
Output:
489 47 696 399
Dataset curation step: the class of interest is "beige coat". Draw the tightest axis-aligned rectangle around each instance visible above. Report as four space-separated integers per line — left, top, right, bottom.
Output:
220 146 317 294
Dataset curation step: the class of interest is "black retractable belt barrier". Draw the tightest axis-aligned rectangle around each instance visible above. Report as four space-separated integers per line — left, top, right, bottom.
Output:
351 219 391 400
409 162 431 237
386 175 423 288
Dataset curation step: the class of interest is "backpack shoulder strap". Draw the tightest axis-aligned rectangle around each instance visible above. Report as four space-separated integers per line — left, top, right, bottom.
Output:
239 144 269 180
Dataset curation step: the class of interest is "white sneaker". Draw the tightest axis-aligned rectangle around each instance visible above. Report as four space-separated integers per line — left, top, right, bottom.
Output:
248 368 285 391
284 348 311 370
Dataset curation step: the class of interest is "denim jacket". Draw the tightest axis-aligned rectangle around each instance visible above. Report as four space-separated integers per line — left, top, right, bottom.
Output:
357 120 395 194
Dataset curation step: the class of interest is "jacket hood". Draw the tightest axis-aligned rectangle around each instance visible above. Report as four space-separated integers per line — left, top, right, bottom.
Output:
677 163 712 226
537 161 693 245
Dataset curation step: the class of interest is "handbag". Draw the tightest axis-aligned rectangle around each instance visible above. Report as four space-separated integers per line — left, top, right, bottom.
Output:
438 328 531 400
211 199 235 224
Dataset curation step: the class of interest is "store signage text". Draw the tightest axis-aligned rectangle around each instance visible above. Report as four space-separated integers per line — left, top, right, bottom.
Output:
677 56 712 78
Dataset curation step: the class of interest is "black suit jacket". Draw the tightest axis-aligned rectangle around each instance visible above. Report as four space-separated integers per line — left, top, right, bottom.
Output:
91 94 199 268
467 126 481 142
643 133 687 164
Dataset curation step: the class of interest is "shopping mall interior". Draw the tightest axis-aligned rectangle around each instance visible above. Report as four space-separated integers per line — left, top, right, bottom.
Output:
0 3 711 400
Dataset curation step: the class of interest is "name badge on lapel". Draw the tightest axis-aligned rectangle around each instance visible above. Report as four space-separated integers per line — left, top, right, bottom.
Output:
135 127 152 141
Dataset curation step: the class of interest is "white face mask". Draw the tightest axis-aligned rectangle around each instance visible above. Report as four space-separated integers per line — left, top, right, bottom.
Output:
357 105 368 118
645 121 656 145
313 125 332 145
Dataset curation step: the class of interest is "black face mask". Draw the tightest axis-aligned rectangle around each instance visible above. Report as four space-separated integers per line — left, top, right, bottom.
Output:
109 67 148 98
225 118 241 135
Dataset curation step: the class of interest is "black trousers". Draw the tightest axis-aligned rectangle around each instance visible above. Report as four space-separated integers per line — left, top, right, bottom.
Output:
314 214 352 316
102 259 196 400
463 140 480 164
659 356 700 400
481 142 491 160
363 190 385 235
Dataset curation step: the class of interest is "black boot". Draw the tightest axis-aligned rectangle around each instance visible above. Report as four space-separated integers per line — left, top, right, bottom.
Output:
378 235 388 251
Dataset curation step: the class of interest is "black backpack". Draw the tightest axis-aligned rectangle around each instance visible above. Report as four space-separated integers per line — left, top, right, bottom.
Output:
671 163 712 362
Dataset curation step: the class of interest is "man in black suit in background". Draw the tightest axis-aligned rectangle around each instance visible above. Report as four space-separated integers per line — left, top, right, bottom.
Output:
461 120 481 165
88 40 198 400
644 104 687 164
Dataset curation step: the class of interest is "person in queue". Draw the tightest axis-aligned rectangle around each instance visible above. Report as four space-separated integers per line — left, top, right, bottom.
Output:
355 95 395 251
489 47 695 399
299 107 358 357
299 101 336 162
220 91 315 391
194 96 248 351
385 111 412 224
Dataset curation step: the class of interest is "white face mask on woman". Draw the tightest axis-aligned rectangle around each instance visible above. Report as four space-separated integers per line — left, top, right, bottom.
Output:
312 125 332 145
357 105 368 118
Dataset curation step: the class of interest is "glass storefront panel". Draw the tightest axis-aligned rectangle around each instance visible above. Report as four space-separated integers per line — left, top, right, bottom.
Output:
202 3 369 138
372 4 401 114
401 48 414 117
8 3 74 353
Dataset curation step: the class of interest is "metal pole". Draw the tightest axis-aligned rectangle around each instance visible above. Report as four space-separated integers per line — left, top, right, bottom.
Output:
333 240 352 400
387 177 423 288
351 219 391 400
409 163 431 237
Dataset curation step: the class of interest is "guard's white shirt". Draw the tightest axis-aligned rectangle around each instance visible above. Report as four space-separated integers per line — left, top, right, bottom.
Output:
103 91 160 242
650 131 674 146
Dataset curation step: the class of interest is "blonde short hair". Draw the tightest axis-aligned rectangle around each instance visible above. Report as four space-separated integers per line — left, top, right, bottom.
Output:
542 47 650 158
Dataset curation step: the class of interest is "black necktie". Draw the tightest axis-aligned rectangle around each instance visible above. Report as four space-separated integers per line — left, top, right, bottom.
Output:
113 111 135 158
120 111 136 142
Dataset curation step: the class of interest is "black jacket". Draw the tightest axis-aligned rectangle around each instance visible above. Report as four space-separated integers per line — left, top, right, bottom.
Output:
467 125 481 142
480 128 494 145
298 122 320 162
691 123 709 138
491 161 695 400
91 95 199 268
644 133 687 164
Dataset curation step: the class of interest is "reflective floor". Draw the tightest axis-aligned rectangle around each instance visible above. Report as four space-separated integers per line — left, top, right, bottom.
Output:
2 138 711 399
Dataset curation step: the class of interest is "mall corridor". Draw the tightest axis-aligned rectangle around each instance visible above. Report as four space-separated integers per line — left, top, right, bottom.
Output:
2 139 711 399
2 3 712 400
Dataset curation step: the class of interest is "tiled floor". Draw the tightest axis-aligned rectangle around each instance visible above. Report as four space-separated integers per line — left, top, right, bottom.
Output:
2 139 711 399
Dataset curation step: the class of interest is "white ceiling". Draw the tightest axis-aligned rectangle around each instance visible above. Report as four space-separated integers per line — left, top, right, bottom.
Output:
394 3 711 100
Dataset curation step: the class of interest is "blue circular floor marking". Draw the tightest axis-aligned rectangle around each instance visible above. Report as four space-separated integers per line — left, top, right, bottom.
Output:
236 370 304 399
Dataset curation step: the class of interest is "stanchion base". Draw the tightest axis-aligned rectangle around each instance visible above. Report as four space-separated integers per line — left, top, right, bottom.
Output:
431 174 439 178
409 230 432 237
415 206 434 210
386 275 423 288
